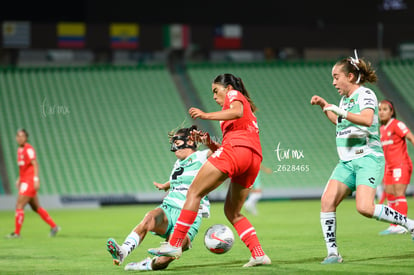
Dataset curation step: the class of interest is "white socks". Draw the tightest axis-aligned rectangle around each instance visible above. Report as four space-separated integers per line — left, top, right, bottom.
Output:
121 231 140 256
373 204 414 230
320 212 338 256
245 192 262 206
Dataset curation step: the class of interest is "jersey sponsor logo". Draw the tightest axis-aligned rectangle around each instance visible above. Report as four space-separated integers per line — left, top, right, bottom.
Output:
336 129 351 137
381 139 394 146
363 98 375 107
18 160 25 166
355 149 364 155
397 121 408 133
227 90 238 102
27 148 35 159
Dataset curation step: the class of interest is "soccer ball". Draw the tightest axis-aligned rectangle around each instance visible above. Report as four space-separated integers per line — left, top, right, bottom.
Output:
204 224 234 254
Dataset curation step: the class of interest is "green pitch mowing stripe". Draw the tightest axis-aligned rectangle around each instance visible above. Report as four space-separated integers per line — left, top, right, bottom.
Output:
0 199 414 274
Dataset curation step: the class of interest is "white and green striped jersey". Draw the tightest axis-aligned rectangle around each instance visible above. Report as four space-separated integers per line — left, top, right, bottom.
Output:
163 149 210 218
335 86 384 161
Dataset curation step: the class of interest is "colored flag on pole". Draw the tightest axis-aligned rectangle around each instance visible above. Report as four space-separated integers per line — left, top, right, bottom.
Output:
2 21 31 48
57 22 86 48
214 24 242 49
163 24 190 49
110 23 139 49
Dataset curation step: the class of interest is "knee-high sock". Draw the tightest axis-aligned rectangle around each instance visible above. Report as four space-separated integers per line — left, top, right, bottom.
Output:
37 207 57 228
234 217 265 258
373 204 414 230
15 209 24 235
320 212 338 256
168 209 197 247
386 193 397 226
122 231 140 256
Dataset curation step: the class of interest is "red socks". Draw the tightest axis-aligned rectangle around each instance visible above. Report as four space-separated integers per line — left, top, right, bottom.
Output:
394 196 408 216
169 209 198 247
234 217 265 258
15 209 24 235
386 193 408 226
37 207 57 228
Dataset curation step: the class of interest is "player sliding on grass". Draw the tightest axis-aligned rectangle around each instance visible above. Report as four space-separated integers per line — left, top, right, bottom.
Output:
148 73 271 267
106 125 216 271
311 50 414 264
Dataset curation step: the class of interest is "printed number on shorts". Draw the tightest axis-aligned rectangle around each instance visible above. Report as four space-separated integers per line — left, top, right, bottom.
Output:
20 182 28 192
393 168 402 180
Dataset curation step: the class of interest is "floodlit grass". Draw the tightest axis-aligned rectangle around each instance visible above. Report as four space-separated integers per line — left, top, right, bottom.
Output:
1 198 414 274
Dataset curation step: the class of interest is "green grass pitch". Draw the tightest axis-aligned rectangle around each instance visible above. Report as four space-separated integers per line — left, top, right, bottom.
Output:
1 198 414 274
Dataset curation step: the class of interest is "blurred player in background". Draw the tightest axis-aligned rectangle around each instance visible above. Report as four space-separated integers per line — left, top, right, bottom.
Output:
149 73 271 267
5 129 60 238
378 99 414 235
311 50 414 264
243 165 272 216
106 125 215 271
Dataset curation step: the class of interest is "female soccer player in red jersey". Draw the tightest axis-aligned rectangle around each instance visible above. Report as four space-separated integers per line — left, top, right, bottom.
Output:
149 73 271 267
378 100 414 235
6 129 60 238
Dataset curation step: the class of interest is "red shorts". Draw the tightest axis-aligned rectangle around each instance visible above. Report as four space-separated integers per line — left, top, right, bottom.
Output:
383 164 413 185
18 180 37 197
208 143 262 188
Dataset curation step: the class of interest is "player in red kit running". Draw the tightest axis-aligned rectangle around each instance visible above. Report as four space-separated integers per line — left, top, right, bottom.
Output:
148 73 271 267
5 129 60 238
378 100 414 235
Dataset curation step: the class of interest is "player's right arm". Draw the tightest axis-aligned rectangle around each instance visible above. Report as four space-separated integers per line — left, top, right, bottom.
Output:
310 95 337 125
15 176 20 189
406 131 414 147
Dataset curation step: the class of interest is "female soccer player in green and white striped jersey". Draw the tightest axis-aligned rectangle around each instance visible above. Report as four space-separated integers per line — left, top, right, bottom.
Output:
311 50 414 264
106 125 218 271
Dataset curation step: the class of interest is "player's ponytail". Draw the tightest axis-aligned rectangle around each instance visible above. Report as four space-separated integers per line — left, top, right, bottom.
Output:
337 50 378 85
213 73 257 113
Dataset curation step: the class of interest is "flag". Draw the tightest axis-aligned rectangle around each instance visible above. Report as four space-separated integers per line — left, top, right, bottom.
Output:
214 24 242 49
110 23 139 49
57 22 86 48
163 24 190 49
2 21 30 48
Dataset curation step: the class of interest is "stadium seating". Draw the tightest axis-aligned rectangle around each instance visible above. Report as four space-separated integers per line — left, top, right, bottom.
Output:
380 59 414 110
0 65 189 195
1 60 412 198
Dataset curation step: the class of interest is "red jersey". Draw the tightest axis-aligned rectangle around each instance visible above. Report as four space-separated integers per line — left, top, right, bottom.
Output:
380 118 412 167
17 143 36 182
220 90 262 158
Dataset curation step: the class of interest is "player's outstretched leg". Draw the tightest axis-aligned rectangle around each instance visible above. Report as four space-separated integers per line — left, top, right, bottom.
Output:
147 241 182 259
107 238 126 265
124 257 154 271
